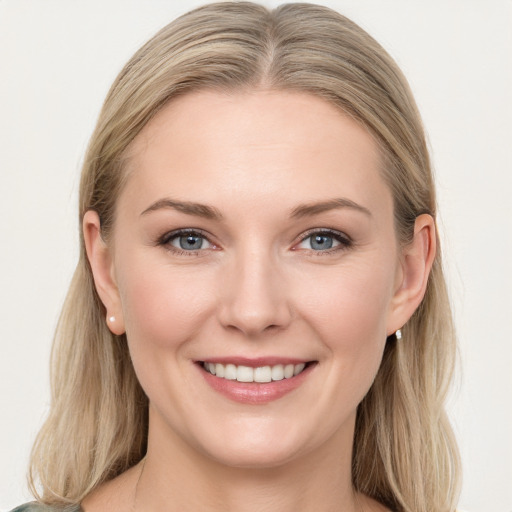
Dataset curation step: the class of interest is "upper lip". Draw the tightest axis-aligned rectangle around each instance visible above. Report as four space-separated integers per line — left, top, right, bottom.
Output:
197 357 315 367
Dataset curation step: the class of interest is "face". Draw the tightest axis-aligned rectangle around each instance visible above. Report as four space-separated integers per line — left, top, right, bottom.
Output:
96 90 409 469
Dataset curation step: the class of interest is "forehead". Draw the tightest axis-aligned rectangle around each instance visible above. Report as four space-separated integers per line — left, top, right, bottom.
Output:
120 89 390 218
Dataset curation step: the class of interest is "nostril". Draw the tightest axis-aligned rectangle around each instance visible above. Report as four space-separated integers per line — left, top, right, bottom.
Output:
216 272 293 336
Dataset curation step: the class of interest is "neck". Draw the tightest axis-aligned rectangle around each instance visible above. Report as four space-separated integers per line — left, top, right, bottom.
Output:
135 409 363 512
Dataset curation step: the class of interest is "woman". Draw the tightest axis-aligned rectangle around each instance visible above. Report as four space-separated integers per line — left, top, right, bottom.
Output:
13 2 461 511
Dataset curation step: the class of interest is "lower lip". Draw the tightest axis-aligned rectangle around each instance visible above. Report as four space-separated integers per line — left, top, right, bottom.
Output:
197 363 316 405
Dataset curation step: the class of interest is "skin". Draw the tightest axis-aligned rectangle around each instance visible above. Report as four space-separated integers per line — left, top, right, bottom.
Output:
82 90 435 512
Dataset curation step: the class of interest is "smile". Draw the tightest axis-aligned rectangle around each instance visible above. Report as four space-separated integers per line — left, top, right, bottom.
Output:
202 361 307 383
197 358 317 404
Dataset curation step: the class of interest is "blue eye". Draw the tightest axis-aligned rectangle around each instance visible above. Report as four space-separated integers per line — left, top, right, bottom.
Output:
309 234 335 250
172 233 207 250
160 230 213 253
296 230 351 252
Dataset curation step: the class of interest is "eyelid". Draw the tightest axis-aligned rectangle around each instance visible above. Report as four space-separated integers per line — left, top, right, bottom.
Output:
299 227 352 241
158 227 209 243
293 228 353 252
156 227 352 255
158 228 218 255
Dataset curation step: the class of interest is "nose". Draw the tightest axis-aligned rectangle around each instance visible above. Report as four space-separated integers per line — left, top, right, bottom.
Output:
217 247 293 337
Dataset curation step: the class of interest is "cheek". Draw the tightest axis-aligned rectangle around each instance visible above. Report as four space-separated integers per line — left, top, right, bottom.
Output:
117 258 216 352
116 259 222 420
294 257 395 384
297 257 395 334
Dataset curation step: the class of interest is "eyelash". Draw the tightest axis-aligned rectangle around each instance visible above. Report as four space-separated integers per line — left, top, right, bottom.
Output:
157 228 353 256
157 228 215 257
294 229 353 255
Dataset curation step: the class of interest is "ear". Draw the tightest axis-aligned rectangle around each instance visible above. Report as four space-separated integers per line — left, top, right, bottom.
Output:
387 213 436 335
83 210 125 335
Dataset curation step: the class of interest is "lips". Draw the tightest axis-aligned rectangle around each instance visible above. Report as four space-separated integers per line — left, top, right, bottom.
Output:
196 358 317 404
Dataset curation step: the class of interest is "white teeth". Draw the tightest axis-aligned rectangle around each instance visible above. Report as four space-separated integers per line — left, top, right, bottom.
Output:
284 364 294 379
293 363 305 376
203 361 308 382
254 366 272 383
236 365 254 382
215 363 225 378
271 364 284 381
224 364 237 380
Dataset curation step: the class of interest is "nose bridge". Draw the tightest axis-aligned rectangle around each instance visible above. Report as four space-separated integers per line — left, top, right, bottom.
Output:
218 241 292 336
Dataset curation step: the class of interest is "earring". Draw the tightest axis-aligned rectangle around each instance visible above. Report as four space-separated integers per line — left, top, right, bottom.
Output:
395 329 402 340
108 316 116 323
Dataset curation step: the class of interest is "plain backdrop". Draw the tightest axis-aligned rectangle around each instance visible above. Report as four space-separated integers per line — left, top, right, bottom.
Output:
1 1 511 511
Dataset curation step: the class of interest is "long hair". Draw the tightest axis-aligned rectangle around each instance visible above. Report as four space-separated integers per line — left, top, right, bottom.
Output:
29 3 461 511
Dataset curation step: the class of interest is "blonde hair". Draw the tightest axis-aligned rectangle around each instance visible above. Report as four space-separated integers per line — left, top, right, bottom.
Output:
29 3 461 511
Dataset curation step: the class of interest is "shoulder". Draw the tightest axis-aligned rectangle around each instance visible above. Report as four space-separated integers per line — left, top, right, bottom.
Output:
10 503 81 512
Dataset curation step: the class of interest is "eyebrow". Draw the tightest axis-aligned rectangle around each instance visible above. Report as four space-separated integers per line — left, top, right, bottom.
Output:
140 196 371 221
140 198 223 220
290 198 372 219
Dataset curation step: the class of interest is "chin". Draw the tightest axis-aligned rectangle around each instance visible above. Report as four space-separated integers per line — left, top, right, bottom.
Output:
189 414 325 471
204 437 304 470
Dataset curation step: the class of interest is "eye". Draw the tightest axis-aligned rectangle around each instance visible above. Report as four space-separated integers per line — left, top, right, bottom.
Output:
295 230 352 252
171 233 211 251
159 229 214 253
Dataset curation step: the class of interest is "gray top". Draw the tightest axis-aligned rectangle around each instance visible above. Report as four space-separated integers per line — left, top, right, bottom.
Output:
10 504 81 512
10 500 405 512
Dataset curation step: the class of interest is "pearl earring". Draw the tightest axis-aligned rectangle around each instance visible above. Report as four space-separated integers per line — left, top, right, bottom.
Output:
395 329 402 340
108 316 116 323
